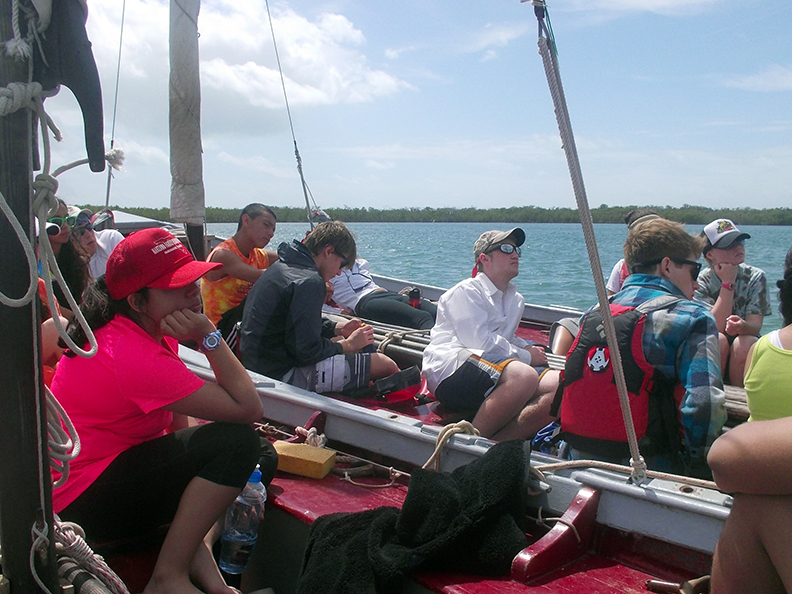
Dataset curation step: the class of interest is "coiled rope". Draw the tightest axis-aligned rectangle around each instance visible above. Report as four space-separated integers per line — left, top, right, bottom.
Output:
531 0 647 485
54 522 129 594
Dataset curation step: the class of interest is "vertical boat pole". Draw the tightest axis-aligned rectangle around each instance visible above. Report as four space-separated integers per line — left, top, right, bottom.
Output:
0 1 59 591
169 0 206 261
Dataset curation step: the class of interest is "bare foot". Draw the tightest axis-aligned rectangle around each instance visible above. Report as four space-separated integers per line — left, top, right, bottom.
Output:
189 540 239 594
142 573 205 594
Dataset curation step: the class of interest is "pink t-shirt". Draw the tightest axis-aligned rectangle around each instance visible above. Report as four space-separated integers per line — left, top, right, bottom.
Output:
51 315 204 512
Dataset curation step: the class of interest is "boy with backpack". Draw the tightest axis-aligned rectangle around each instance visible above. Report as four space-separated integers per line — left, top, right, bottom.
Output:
555 218 727 477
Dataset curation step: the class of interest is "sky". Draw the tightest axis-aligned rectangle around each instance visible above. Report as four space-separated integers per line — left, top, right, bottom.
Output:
42 0 792 214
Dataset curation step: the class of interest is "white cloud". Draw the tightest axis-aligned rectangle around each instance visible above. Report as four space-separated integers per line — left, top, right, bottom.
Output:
560 0 719 16
465 22 530 55
83 0 411 144
199 6 412 105
722 65 792 92
217 152 297 178
364 160 395 170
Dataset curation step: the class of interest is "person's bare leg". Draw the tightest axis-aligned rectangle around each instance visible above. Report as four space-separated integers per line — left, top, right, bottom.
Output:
711 493 792 594
728 335 757 388
718 332 730 382
550 327 575 356
472 362 538 438
491 370 560 441
143 477 241 594
190 522 241 594
369 353 400 380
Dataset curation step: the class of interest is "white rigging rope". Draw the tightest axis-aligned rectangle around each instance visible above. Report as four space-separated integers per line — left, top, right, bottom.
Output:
1 19 125 592
531 0 647 484
263 0 321 228
105 0 127 208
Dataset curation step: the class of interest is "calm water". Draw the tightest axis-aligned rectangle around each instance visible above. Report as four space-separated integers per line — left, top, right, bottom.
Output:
207 222 792 333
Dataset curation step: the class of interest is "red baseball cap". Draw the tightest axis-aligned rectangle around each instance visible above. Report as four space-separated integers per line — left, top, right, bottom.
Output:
105 228 221 300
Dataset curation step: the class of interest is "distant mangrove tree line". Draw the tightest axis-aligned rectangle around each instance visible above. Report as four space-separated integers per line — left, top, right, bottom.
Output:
79 204 792 226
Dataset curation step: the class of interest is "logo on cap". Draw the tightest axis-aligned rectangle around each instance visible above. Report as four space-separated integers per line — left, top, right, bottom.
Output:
716 220 735 234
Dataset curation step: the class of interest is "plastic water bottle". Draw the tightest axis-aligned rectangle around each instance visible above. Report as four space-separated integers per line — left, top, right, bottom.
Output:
219 468 266 574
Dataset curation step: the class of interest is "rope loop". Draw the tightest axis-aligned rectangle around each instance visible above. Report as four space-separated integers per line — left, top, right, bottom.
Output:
295 425 328 448
422 421 481 471
341 467 403 489
47 385 81 488
0 189 39 308
30 518 56 594
532 506 582 544
0 80 40 115
377 328 430 353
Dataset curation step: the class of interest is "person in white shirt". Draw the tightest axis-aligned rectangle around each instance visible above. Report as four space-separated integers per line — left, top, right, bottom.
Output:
328 259 437 329
68 207 124 278
422 228 560 440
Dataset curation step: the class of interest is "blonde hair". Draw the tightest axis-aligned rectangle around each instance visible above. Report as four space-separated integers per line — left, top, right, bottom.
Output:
624 219 704 273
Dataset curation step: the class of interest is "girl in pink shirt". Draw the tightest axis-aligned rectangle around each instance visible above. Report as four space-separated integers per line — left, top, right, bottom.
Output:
53 228 269 594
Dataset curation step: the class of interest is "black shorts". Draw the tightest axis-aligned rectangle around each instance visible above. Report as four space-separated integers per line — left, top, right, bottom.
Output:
434 352 515 411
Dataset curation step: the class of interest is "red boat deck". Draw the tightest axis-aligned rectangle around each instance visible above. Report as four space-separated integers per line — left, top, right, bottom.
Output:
249 471 711 594
102 463 711 594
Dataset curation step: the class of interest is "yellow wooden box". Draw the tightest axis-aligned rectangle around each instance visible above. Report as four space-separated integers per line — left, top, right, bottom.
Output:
273 441 336 479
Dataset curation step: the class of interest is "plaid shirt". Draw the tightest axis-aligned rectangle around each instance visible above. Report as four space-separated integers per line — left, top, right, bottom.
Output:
613 274 727 470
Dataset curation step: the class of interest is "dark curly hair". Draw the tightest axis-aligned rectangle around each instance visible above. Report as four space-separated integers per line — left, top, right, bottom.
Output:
54 240 91 312
62 277 147 355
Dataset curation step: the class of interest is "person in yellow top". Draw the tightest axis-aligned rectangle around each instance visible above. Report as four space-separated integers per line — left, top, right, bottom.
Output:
201 204 278 326
743 244 792 422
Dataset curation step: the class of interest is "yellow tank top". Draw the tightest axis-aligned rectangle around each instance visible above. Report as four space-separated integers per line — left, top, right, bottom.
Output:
200 238 270 324
745 332 792 422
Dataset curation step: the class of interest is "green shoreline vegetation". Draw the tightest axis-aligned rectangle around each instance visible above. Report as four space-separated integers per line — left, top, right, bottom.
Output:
77 204 792 226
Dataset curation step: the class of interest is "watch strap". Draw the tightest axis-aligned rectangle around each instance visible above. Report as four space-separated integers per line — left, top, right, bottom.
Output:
721 282 735 291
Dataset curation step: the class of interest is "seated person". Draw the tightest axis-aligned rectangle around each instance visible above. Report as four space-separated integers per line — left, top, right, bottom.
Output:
422 228 560 441
201 203 278 326
47 199 90 319
239 221 400 393
68 207 125 279
709 416 792 594
327 258 437 330
743 244 792 421
606 209 661 296
549 209 663 356
695 219 771 387
52 227 276 594
557 218 726 477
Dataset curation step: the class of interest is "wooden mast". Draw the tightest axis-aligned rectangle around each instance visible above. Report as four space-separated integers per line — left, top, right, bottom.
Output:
0 1 59 592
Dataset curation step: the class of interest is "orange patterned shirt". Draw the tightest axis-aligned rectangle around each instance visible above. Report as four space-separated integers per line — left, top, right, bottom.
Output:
200 238 271 324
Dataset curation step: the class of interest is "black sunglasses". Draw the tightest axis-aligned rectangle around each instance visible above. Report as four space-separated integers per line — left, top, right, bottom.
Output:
73 222 95 236
632 257 702 280
331 249 350 268
486 244 522 257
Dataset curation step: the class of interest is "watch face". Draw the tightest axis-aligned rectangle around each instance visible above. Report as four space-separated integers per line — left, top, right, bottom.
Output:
204 332 221 349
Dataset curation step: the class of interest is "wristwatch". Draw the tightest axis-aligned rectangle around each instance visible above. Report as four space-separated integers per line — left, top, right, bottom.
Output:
721 282 735 291
199 329 223 353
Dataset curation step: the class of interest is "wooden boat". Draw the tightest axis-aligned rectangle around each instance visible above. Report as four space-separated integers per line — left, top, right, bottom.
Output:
0 2 745 593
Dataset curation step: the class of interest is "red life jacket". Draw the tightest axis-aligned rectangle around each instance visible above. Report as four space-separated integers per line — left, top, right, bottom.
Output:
553 295 685 460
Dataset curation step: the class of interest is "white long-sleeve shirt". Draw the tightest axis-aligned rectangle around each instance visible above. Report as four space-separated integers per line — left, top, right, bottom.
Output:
328 259 381 310
422 273 532 393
